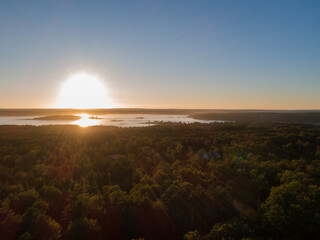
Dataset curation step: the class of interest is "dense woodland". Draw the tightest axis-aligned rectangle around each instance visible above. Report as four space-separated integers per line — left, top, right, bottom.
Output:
0 122 319 240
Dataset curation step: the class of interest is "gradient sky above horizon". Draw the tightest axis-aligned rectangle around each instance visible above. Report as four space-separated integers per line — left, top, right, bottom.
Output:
0 0 319 109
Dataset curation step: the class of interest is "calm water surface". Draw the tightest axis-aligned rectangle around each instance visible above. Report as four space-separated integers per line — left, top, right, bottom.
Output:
0 114 221 127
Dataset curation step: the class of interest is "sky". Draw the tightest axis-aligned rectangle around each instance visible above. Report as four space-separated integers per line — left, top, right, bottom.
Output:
0 0 319 109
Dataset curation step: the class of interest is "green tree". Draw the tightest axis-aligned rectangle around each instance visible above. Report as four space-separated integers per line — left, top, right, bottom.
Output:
0 199 22 240
33 214 61 240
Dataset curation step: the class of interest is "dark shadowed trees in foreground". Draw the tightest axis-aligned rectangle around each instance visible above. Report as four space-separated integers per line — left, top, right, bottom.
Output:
0 122 319 239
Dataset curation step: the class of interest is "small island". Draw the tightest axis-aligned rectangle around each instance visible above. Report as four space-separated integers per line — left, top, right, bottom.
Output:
31 115 82 121
110 119 124 122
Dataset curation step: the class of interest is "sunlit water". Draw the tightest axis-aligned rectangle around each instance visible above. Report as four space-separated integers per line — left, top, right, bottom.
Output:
0 114 222 127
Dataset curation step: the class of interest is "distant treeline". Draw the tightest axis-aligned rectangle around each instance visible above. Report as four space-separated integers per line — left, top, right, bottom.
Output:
0 123 320 240
190 111 320 124
1 109 320 124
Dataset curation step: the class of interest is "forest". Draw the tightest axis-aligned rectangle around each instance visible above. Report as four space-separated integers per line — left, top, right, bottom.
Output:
0 122 319 240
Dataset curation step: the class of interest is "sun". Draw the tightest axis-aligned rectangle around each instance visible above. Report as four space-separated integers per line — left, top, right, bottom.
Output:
57 73 113 109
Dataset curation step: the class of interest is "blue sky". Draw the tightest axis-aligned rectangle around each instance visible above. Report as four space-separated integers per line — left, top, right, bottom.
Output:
0 0 319 109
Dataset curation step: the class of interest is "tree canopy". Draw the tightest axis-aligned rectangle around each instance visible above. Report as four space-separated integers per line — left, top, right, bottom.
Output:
0 122 319 239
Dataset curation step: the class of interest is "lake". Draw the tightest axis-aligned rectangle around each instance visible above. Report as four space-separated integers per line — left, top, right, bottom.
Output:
0 114 221 127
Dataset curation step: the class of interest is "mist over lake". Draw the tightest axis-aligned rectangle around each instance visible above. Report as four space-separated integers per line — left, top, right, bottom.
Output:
0 114 219 127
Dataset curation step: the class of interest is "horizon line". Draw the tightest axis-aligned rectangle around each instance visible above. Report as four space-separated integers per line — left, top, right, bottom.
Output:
0 107 319 111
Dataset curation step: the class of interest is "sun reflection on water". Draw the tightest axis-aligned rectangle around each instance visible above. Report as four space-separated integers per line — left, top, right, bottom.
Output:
72 114 101 127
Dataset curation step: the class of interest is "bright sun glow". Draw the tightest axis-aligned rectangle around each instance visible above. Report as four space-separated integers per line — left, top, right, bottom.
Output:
72 114 100 127
57 73 113 109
